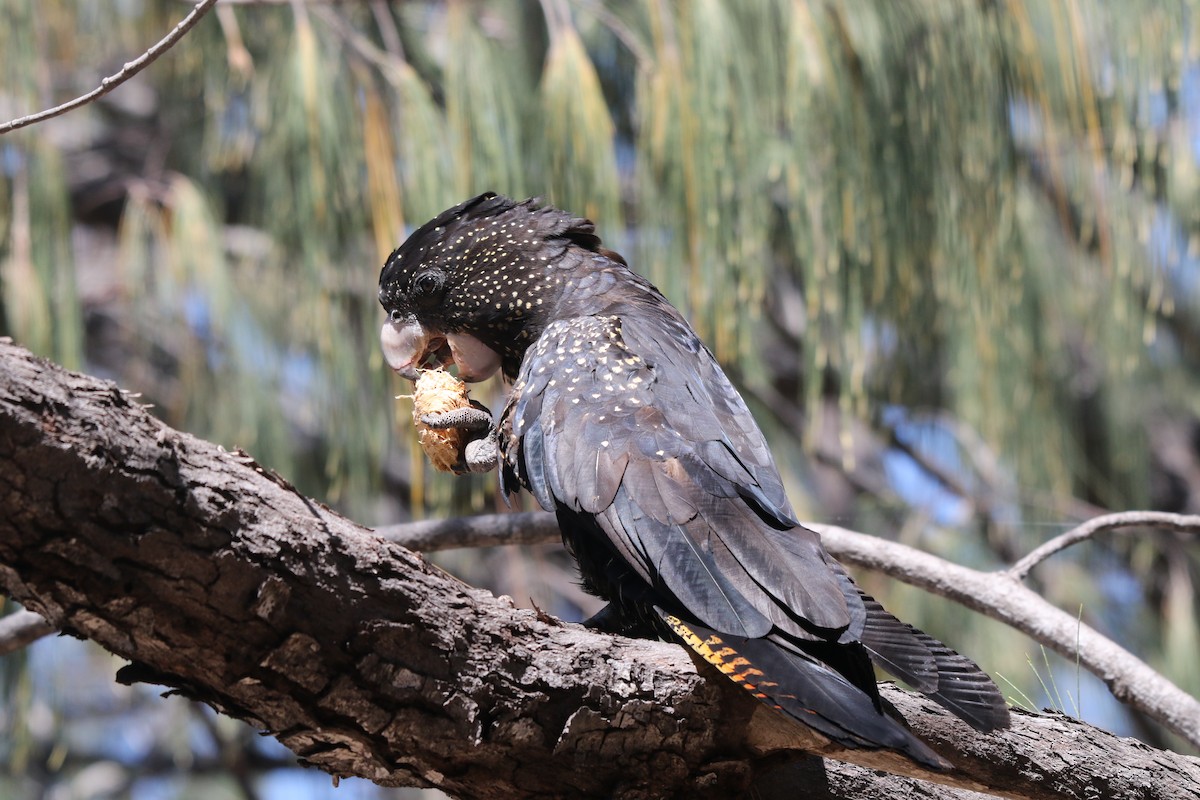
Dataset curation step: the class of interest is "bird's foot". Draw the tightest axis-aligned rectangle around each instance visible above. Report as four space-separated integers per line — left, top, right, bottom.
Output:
419 400 494 432
582 604 658 638
458 429 499 474
420 400 499 474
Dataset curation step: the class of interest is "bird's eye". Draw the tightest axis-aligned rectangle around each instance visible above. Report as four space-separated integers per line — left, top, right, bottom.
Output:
411 271 444 307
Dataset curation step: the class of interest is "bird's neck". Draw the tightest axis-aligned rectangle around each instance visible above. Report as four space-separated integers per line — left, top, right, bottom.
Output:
496 254 661 379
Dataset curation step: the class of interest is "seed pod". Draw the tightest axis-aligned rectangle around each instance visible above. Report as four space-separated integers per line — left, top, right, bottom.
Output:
411 369 472 472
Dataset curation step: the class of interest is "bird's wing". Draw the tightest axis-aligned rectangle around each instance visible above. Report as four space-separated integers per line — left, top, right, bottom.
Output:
505 312 855 641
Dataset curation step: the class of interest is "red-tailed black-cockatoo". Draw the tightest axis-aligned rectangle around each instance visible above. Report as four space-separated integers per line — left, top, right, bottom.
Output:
378 192 1009 770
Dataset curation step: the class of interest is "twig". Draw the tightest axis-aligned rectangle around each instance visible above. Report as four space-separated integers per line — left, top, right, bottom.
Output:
369 0 405 60
1008 510 1200 580
571 0 653 66
879 414 993 519
0 0 220 135
0 608 54 655
193 705 261 800
376 510 560 552
312 3 405 84
216 3 255 79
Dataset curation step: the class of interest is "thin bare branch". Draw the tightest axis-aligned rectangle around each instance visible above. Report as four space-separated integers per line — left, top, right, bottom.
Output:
808 523 1200 750
1008 510 1200 580
0 0 220 135
369 0 405 60
572 0 653 66
376 510 561 552
0 608 54 655
312 3 405 83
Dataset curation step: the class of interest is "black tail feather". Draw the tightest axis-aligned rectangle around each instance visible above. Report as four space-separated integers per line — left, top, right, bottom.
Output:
658 609 952 771
857 592 1011 732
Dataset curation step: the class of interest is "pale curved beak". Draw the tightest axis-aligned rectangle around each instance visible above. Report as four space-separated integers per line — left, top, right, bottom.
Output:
380 318 437 381
380 318 502 383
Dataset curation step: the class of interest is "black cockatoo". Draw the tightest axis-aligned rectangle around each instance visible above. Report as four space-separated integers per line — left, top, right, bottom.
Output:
378 193 1009 769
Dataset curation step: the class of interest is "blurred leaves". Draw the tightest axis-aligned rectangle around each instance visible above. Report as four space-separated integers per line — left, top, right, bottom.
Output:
5 0 1192 517
1 0 1199 785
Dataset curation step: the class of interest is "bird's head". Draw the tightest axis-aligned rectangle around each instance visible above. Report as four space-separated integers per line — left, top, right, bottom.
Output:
378 192 611 381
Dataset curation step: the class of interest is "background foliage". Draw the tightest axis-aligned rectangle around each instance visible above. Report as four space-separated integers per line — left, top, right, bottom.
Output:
2 0 1199 797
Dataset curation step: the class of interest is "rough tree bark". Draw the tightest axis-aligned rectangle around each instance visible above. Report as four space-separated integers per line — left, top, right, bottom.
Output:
1 340 1198 800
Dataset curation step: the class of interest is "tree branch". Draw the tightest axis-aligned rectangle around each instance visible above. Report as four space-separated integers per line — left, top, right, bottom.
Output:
1007 511 1200 580
375 511 561 552
2 340 1198 799
375 510 1200 750
0 607 54 655
806 523 1200 750
0 0 220 135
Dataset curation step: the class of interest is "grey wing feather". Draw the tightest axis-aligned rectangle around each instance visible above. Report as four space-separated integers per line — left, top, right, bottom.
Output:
503 309 1009 732
505 314 851 640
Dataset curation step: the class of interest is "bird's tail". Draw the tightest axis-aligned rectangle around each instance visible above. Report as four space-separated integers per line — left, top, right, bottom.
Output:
855 590 1012 732
658 609 951 771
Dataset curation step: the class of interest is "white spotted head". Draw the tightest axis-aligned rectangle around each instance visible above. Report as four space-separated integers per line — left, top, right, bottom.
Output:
378 193 624 379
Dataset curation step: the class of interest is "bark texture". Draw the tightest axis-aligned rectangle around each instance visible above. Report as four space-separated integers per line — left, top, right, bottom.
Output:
1 340 1198 800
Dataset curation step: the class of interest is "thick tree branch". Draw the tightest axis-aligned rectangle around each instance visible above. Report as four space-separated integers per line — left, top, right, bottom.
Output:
2 340 1198 799
0 0 220 135
377 510 1200 751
